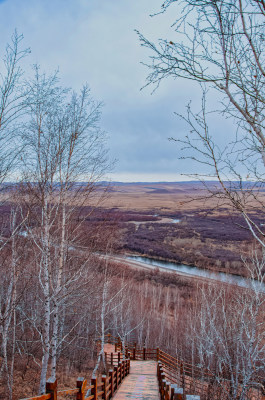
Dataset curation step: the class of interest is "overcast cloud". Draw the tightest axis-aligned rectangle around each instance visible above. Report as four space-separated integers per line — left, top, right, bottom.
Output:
0 0 233 182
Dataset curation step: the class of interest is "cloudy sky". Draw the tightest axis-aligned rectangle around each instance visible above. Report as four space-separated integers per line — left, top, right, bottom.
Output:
0 0 229 182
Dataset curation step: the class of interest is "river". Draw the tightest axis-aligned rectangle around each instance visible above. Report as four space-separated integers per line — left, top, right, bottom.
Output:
126 255 265 291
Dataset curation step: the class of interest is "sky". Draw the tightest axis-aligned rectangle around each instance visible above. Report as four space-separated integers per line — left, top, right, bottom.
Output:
0 0 232 182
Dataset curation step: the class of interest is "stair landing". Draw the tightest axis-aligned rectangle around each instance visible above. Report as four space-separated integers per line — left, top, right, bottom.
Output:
113 360 160 399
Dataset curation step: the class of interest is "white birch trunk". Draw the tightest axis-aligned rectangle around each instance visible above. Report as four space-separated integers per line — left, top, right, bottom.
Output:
39 199 51 394
50 204 66 380
0 209 18 400
91 277 108 379
7 213 18 400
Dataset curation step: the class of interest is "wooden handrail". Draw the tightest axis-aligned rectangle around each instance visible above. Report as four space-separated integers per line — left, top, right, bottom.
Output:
21 358 130 400
21 396 52 400
21 334 265 400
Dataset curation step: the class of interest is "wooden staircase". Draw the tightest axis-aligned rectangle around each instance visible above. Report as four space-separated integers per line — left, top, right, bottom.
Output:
20 334 265 400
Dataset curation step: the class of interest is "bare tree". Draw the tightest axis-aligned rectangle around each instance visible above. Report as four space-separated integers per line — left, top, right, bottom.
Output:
0 31 29 185
138 0 265 155
0 208 23 400
188 257 265 399
91 256 129 377
0 32 30 399
20 66 110 394
110 279 145 359
138 0 265 248
138 2 265 394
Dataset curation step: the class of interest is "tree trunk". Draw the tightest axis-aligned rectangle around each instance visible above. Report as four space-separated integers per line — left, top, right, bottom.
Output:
50 204 66 380
39 201 51 394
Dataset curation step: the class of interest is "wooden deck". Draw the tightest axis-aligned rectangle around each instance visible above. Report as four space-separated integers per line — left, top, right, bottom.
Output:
113 360 160 400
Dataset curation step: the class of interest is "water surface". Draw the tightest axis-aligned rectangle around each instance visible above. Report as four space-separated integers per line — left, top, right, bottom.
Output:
126 255 264 291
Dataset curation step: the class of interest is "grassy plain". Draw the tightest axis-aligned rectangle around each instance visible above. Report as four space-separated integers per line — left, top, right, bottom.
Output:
102 182 217 212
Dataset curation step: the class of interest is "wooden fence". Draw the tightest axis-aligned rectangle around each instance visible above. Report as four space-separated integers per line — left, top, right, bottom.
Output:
21 357 130 400
157 362 202 400
104 334 265 400
20 334 265 400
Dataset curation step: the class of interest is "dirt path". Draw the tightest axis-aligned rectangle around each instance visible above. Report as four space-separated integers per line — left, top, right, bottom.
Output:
113 360 160 400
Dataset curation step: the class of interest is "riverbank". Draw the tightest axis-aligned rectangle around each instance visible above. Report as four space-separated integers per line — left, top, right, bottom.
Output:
110 253 265 291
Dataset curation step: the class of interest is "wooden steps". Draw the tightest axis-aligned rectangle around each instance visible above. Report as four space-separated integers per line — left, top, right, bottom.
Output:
113 360 160 400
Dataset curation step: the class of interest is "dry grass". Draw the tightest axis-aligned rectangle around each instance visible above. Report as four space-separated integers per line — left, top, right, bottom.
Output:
92 182 265 215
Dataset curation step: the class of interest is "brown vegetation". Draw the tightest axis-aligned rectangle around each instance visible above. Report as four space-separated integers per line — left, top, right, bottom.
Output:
81 183 263 276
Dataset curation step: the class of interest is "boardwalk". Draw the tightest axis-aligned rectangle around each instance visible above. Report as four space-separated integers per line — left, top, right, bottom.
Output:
113 360 160 400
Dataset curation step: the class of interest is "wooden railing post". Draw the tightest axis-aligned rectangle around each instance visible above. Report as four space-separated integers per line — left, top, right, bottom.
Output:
46 378 57 400
119 361 122 383
122 360 125 378
157 347 160 361
107 333 111 343
157 364 161 396
102 375 107 400
166 382 171 400
111 352 113 365
133 347 136 360
76 377 86 400
118 352 121 363
157 362 162 389
115 342 117 352
143 347 146 360
117 362 120 385
118 361 122 382
109 369 114 398
121 360 124 379
157 364 164 398
170 385 175 400
180 362 185 394
162 379 167 400
121 360 124 382
114 365 118 390
161 372 166 399
91 377 97 400
171 385 183 400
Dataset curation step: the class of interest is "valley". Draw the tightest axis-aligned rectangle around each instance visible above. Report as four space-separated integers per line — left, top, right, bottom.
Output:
91 181 264 278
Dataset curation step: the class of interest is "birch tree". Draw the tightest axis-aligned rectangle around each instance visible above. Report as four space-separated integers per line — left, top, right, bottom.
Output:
139 0 265 157
0 32 30 399
91 256 129 376
20 66 109 393
0 208 25 400
138 0 265 248
189 258 265 399
0 31 29 186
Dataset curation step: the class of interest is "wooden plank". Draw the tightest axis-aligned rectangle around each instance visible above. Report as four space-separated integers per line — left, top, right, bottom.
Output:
20 396 52 400
57 388 79 395
112 360 159 400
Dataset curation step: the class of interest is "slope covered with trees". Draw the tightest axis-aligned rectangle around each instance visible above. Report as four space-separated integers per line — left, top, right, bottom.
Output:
0 8 265 398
